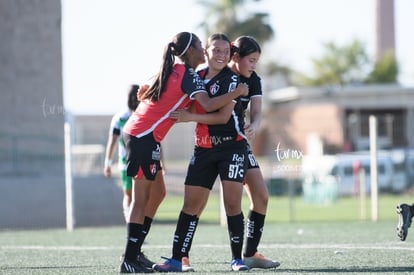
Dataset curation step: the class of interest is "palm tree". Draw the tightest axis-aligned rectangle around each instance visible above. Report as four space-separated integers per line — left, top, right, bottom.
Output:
197 0 273 44
197 0 291 82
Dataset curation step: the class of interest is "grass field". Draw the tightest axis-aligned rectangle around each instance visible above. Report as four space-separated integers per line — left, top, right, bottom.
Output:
1 194 414 274
156 193 414 223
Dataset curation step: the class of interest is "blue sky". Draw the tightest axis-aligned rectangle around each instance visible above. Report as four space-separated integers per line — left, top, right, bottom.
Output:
62 0 414 115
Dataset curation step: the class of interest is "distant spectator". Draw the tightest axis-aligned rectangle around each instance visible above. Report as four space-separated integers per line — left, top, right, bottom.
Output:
104 84 140 222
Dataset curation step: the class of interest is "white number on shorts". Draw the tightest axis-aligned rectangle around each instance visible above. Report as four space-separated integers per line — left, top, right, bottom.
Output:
248 154 258 166
229 164 244 179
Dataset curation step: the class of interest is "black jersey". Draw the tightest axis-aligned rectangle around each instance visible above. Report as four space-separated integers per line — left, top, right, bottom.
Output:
239 71 262 111
194 66 246 148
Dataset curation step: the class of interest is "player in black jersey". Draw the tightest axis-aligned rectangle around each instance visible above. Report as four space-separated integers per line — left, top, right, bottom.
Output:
228 36 280 269
154 33 250 272
119 32 248 274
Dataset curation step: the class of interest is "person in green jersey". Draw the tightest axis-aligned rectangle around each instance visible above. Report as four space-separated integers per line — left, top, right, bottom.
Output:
104 84 140 222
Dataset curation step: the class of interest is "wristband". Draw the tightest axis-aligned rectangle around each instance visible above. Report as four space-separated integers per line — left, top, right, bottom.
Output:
104 159 112 167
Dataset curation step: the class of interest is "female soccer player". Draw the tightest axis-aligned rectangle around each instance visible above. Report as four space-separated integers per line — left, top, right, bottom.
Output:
228 35 280 269
119 31 248 273
154 33 250 273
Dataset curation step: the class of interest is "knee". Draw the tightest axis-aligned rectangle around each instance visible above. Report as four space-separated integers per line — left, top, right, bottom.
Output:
250 188 269 212
260 190 269 205
224 201 242 216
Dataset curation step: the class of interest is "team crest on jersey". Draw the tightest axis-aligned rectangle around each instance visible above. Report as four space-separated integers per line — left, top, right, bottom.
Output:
150 163 157 175
210 83 219 96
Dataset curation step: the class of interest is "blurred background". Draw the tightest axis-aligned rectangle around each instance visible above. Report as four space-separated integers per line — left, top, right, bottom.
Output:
1 0 414 229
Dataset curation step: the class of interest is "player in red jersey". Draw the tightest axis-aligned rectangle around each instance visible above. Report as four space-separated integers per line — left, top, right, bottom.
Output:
154 33 250 273
119 31 248 274
228 36 280 269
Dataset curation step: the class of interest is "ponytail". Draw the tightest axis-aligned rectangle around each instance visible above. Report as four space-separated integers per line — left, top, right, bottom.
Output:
140 32 195 101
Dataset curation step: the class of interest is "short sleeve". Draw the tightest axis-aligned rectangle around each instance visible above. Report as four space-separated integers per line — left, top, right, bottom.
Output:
181 65 206 99
240 72 262 110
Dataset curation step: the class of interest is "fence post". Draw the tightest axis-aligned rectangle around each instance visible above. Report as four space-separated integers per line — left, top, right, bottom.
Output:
64 122 75 231
369 115 378 221
288 178 295 222
359 169 366 220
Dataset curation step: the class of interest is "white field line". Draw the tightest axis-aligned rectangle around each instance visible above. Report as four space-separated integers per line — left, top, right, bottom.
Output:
2 243 414 251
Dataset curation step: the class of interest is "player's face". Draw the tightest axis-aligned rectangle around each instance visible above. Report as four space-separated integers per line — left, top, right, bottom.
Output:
206 39 231 72
236 52 260 78
191 38 206 66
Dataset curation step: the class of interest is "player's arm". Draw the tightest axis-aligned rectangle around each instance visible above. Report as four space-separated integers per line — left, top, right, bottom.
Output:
194 83 248 112
171 102 234 125
103 132 119 178
244 96 262 141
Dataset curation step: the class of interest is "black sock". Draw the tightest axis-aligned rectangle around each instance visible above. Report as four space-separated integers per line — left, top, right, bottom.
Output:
172 211 198 260
244 210 265 257
227 212 244 260
139 216 153 247
124 223 142 261
182 217 199 258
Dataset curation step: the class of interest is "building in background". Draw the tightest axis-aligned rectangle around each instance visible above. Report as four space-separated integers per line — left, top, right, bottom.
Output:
0 1 123 229
0 0 66 229
376 0 395 60
265 85 414 156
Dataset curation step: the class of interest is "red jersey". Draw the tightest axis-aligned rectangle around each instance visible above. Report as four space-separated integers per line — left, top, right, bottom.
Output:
123 63 206 142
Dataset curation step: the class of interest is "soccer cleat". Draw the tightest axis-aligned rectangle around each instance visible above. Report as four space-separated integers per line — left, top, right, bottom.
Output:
181 256 195 272
243 252 280 269
153 256 182 272
137 252 156 269
231 259 250 271
119 259 153 273
397 203 413 241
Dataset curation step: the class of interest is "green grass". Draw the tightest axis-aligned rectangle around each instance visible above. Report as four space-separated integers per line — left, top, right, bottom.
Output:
1 194 414 274
1 221 414 274
155 193 413 223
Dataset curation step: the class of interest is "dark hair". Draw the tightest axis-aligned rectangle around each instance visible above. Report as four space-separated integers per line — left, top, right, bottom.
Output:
140 32 199 101
127 84 139 111
205 33 231 49
231 36 261 58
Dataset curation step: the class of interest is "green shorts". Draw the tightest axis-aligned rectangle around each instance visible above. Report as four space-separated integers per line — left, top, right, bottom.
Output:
120 169 133 191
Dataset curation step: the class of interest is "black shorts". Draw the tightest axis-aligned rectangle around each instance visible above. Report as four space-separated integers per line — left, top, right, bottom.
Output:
122 133 162 181
184 141 248 190
246 143 260 169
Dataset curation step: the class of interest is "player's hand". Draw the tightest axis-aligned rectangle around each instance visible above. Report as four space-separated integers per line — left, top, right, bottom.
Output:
236 83 249 97
244 123 258 142
104 166 112 178
170 109 192 122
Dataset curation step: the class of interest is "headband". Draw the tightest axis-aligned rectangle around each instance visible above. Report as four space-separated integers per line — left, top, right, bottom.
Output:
178 33 193 57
